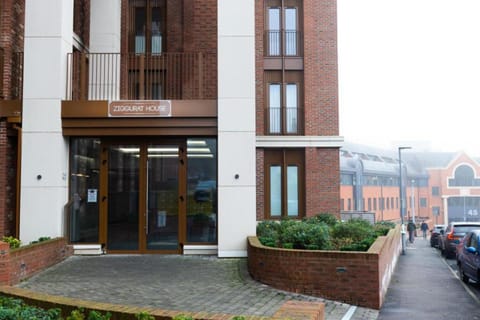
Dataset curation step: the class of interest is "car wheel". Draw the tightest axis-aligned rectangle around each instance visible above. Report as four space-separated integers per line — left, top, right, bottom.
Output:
459 264 469 284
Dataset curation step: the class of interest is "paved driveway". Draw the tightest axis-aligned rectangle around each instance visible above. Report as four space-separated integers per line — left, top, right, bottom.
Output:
16 255 378 319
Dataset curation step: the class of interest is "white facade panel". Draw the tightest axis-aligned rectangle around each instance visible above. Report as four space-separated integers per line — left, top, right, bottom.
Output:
218 0 254 36
22 100 62 133
21 132 68 188
25 0 73 38
23 38 66 100
217 186 256 257
90 0 121 53
218 98 256 132
218 131 256 187
20 0 73 243
217 0 256 257
218 37 255 99
19 187 68 244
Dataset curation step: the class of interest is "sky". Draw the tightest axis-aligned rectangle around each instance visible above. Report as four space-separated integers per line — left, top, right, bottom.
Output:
337 0 480 156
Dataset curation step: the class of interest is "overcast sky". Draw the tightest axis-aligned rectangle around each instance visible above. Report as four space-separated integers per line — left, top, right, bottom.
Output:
338 0 480 156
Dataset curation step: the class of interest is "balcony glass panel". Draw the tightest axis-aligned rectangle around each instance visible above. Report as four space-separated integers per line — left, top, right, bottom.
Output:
270 166 282 217
269 84 281 133
286 83 298 133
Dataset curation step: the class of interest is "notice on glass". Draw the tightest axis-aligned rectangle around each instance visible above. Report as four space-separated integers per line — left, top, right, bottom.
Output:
87 189 97 203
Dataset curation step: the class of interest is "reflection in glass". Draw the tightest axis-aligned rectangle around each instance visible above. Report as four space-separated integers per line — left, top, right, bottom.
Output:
269 84 281 133
107 145 139 250
287 165 299 216
270 166 282 216
286 83 298 133
69 138 100 243
147 145 179 250
187 138 217 243
285 8 297 55
268 8 281 55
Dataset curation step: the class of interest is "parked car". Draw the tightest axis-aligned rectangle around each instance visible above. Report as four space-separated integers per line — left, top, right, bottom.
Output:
456 230 480 284
430 224 446 247
439 222 480 258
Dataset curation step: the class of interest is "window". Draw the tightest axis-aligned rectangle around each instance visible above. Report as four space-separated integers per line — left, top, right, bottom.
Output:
368 198 372 211
266 71 303 135
265 149 304 218
129 0 166 54
340 198 344 211
432 206 440 216
432 186 440 196
347 198 351 211
420 198 427 208
266 1 302 56
373 198 377 210
449 164 480 187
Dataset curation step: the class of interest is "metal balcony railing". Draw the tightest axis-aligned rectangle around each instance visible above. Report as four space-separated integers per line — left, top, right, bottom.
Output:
0 50 23 100
266 106 304 135
66 52 217 101
264 30 303 57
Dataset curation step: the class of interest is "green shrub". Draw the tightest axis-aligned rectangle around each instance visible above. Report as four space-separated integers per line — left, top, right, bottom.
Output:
278 220 331 250
1 236 21 249
136 311 155 320
331 219 375 243
256 220 280 247
0 295 61 320
173 315 193 320
304 213 338 226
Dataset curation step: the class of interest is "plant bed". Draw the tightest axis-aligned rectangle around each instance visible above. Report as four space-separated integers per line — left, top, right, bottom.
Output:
248 217 402 310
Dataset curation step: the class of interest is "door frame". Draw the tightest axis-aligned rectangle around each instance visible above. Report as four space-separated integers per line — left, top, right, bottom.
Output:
99 137 187 254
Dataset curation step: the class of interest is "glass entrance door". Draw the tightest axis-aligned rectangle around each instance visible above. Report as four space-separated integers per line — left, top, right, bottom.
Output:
146 145 179 250
105 142 182 253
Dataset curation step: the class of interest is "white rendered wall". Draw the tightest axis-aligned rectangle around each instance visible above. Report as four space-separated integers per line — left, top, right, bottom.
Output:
89 0 121 100
20 0 73 243
217 0 256 257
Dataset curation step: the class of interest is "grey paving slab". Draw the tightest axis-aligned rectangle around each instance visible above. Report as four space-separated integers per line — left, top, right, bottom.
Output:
16 254 378 319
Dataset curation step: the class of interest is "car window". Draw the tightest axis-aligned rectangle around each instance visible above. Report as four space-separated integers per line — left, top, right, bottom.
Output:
453 225 480 233
472 234 479 249
465 233 473 247
445 225 452 233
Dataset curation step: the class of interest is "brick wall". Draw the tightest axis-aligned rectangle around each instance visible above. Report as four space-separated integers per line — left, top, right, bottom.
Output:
305 148 340 217
0 238 73 286
0 122 17 237
303 0 338 136
247 226 402 310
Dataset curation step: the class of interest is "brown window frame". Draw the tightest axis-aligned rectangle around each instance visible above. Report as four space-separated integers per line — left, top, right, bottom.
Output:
264 0 303 57
264 149 305 219
128 0 166 54
265 71 304 135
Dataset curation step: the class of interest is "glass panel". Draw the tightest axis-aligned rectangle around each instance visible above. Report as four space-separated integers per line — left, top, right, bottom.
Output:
147 145 179 250
107 145 140 250
69 138 100 243
286 84 298 133
187 138 217 243
135 8 146 54
285 8 297 55
151 7 162 54
270 166 282 216
268 8 281 56
287 165 299 216
269 84 281 134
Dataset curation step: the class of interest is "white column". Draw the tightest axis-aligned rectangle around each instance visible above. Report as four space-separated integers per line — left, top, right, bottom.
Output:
20 0 73 243
89 0 121 100
217 0 256 257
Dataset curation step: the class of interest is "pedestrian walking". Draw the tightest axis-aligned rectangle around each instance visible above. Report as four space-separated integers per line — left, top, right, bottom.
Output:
407 220 416 243
420 221 428 239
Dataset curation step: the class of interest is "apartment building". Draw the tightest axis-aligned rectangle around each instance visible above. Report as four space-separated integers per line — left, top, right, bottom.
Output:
0 0 341 256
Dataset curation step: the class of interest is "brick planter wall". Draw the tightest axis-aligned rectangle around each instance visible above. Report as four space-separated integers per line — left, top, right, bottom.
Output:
0 238 73 285
247 225 402 309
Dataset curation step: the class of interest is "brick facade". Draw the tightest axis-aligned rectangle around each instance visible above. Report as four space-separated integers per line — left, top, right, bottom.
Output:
0 0 24 238
256 0 340 220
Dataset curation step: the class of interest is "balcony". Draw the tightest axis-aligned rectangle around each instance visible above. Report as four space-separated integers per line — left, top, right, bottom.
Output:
66 52 217 101
263 31 303 70
264 30 303 57
266 106 304 135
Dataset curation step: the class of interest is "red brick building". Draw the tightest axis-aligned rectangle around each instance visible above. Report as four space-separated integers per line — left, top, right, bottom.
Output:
0 0 342 256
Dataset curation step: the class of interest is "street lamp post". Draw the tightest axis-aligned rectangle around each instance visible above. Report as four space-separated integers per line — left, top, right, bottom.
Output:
399 146 411 255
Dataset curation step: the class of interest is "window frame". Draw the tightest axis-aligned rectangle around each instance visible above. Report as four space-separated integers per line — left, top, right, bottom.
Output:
129 0 166 54
265 71 303 135
264 149 305 219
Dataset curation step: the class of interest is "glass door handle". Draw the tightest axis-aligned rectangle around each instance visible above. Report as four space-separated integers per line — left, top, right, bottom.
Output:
179 195 184 202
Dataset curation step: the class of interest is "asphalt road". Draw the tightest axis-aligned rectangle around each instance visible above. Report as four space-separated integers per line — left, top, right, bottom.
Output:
443 250 480 304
